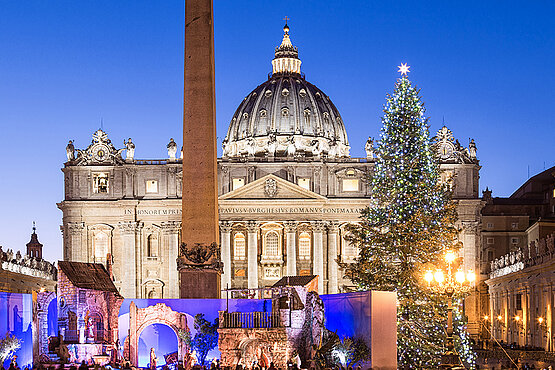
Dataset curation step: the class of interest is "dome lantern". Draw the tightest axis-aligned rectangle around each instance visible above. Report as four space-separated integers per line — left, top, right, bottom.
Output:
272 22 301 75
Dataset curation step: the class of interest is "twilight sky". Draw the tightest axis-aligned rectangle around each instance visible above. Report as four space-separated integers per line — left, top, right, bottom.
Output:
1 1 554 261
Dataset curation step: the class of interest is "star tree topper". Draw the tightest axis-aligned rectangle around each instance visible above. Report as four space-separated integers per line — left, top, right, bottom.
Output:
398 63 410 76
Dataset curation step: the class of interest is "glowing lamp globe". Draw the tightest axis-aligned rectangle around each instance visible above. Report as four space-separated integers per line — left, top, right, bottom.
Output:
424 270 434 283
455 270 466 284
445 251 456 263
515 315 520 321
497 315 503 321
467 270 476 283
434 270 444 284
538 317 544 324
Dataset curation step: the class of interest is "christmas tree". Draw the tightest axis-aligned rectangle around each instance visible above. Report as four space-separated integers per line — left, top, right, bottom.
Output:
344 65 475 368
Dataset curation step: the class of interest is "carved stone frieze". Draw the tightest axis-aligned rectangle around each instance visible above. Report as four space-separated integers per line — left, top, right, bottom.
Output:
177 242 223 272
435 126 479 164
264 178 278 198
70 129 125 166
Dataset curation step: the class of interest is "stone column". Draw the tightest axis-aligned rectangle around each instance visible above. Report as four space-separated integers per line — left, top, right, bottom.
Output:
312 221 325 294
285 222 297 276
118 221 139 298
161 221 181 298
135 222 144 297
462 221 479 272
67 222 85 262
327 222 339 294
246 222 259 289
220 221 232 290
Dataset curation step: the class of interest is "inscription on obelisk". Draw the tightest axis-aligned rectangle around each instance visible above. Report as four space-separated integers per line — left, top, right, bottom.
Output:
178 0 222 298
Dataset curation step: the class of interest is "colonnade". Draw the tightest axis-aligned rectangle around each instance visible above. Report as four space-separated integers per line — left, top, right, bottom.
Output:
220 220 344 295
489 279 555 350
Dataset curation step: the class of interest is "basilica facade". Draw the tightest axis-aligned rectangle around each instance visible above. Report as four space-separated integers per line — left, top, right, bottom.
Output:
59 25 482 312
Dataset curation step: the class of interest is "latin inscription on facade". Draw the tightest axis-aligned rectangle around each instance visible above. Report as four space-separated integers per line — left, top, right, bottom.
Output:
219 207 363 214
124 207 363 216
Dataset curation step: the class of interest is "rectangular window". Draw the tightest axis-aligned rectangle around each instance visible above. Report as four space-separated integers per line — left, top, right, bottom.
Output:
146 180 158 193
297 178 311 190
511 222 518 229
488 250 494 262
342 179 359 192
233 233 246 260
298 232 311 259
79 290 86 304
516 294 522 311
264 232 280 257
487 237 494 245
92 173 109 194
232 178 245 190
487 223 493 229
511 237 519 244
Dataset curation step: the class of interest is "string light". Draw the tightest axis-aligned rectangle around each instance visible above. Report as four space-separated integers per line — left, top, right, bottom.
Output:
344 72 475 368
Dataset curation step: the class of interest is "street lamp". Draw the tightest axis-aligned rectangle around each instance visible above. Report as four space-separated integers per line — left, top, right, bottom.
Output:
424 250 476 367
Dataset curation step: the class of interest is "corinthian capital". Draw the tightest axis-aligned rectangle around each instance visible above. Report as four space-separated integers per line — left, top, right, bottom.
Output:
284 221 297 233
462 221 478 234
161 221 181 233
117 221 143 234
67 222 85 235
327 221 340 233
246 221 258 233
220 221 232 233
312 221 326 232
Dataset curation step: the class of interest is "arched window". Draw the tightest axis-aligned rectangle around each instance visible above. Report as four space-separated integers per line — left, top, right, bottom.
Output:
94 232 108 262
147 234 158 257
264 231 280 257
234 232 246 260
299 232 311 259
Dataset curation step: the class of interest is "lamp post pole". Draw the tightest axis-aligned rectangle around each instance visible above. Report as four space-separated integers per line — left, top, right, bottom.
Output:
424 250 476 369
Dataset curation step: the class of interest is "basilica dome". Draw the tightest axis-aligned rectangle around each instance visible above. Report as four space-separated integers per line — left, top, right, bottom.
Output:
222 24 350 159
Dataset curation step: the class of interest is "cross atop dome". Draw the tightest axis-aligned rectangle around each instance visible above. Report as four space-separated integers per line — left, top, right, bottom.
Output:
272 20 302 75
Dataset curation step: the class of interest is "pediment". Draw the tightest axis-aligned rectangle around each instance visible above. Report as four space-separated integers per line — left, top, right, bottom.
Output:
219 174 327 200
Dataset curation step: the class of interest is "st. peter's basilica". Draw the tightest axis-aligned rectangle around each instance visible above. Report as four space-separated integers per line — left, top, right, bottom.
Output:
59 25 482 319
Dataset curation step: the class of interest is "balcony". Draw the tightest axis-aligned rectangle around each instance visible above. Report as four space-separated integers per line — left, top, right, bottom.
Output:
219 311 283 329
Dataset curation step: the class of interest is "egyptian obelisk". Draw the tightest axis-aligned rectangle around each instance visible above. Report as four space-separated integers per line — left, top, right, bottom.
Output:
178 0 221 298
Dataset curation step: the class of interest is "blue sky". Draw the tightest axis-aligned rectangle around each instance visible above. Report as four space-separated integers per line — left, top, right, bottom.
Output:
1 1 554 261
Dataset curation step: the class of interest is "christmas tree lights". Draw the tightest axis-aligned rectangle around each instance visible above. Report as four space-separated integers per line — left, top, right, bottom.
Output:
344 69 475 368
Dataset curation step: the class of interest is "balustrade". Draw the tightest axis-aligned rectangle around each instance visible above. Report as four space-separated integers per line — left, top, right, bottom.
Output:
219 311 282 329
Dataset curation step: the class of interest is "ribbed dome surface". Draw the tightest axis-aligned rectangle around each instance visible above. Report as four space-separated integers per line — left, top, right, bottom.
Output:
222 25 350 159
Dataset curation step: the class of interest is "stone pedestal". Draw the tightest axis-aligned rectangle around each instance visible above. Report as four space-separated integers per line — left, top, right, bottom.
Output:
179 269 221 299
